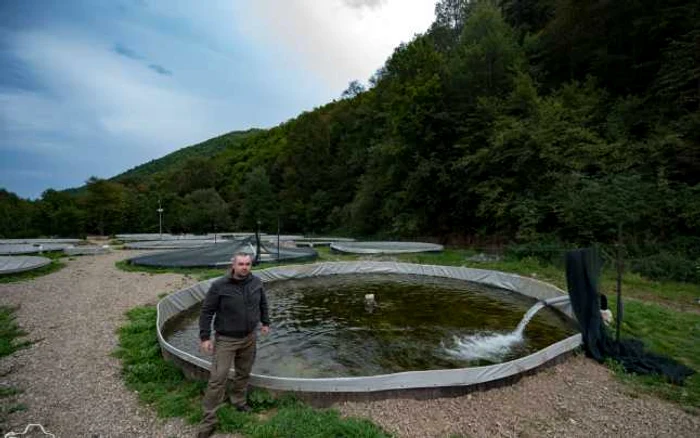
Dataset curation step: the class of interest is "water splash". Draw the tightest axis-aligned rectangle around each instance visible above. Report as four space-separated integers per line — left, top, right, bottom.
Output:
444 301 547 362
515 301 546 336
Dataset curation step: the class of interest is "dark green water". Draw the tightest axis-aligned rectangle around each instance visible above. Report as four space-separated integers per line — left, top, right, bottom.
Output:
163 274 577 377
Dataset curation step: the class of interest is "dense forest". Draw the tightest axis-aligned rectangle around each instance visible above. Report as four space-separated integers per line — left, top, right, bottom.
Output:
1 0 699 280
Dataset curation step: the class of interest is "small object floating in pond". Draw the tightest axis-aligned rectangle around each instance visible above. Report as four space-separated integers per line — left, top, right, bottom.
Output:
364 293 376 313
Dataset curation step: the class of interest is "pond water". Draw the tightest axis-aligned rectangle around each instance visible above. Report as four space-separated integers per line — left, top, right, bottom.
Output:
163 274 577 378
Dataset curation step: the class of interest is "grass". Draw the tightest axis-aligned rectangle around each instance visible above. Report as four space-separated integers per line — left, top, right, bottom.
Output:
0 306 32 358
115 245 700 415
115 306 392 437
604 299 700 412
0 305 31 427
0 251 66 284
115 259 222 282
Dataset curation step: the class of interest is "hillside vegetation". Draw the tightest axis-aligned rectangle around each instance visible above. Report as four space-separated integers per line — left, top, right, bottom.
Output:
1 0 699 282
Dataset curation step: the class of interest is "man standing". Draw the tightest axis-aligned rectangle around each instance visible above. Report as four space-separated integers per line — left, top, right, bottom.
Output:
197 252 270 438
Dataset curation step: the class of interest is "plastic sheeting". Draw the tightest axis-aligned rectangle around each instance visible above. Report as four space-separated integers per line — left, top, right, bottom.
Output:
0 244 74 255
295 237 356 247
124 239 229 249
0 256 51 274
64 246 111 256
157 261 581 393
330 241 444 254
129 239 318 268
116 233 259 242
260 235 305 242
0 238 81 244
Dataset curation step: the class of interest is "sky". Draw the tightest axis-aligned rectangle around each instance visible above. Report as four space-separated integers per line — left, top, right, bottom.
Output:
0 0 437 199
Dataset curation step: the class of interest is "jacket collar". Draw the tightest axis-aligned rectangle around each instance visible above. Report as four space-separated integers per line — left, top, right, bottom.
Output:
226 271 252 284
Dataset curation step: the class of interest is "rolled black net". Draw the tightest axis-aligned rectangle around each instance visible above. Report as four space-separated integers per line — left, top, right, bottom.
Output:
565 248 694 384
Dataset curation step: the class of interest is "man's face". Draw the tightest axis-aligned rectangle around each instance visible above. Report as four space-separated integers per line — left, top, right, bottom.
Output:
232 255 252 278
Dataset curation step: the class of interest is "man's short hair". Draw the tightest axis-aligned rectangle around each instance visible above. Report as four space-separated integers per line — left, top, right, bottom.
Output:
231 252 252 263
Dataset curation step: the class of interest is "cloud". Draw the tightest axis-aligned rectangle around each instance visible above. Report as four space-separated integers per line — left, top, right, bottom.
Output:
114 43 173 76
148 64 172 76
236 0 435 92
113 43 143 60
342 0 387 9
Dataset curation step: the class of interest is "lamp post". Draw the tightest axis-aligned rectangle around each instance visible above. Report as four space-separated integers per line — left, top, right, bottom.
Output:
255 219 262 265
157 200 164 240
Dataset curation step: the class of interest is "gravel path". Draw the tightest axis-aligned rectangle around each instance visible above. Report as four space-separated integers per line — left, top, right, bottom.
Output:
338 354 699 437
1 251 698 437
0 251 201 437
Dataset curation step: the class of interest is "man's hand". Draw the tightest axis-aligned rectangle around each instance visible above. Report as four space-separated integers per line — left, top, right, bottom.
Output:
200 339 214 355
260 325 270 336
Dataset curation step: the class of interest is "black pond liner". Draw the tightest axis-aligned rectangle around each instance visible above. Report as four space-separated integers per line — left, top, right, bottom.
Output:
129 237 317 268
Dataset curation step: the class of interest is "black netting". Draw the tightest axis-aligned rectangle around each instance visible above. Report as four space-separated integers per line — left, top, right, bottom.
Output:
565 248 694 384
128 237 317 268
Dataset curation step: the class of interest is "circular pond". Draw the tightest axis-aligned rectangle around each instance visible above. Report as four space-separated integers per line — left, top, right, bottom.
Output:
158 262 581 394
164 274 576 378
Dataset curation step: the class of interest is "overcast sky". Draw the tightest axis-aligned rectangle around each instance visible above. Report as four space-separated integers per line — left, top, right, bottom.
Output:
0 0 436 199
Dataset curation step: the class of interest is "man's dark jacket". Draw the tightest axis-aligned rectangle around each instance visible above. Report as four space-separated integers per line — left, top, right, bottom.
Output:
199 273 270 341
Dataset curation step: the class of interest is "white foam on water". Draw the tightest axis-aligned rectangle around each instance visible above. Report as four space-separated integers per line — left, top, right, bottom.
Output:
444 331 524 362
444 301 547 362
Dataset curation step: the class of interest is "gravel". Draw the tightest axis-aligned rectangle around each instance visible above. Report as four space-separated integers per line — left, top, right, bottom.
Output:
0 251 201 437
337 353 700 437
1 251 698 437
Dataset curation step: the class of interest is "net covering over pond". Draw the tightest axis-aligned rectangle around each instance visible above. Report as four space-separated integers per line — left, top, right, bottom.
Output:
129 238 317 268
116 233 259 242
124 239 228 249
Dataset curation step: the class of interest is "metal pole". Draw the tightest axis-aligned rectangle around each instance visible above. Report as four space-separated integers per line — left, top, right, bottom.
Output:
255 219 261 265
615 223 623 344
277 217 280 262
157 199 164 240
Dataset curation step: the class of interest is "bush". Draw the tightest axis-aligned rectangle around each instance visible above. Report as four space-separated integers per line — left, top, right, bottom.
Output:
630 252 700 284
504 239 572 266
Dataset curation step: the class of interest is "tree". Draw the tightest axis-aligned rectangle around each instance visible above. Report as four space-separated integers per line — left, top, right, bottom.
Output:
82 177 126 235
39 189 84 237
448 1 525 103
341 80 366 99
0 189 39 238
181 189 232 233
238 167 276 232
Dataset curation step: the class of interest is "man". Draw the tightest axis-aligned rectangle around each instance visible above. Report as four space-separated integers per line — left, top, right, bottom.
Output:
197 252 270 438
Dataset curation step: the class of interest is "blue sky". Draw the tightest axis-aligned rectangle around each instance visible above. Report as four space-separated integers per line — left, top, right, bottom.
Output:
0 0 436 199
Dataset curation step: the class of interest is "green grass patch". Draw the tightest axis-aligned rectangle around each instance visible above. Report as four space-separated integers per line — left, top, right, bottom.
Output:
600 271 700 312
0 306 32 358
0 306 30 427
0 252 65 284
604 299 700 412
115 260 222 281
0 387 22 398
116 305 392 437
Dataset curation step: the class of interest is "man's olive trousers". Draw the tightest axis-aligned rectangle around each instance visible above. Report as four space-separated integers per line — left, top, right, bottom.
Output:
199 333 256 433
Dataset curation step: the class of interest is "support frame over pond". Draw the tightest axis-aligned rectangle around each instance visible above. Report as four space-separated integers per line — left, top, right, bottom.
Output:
156 262 581 398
